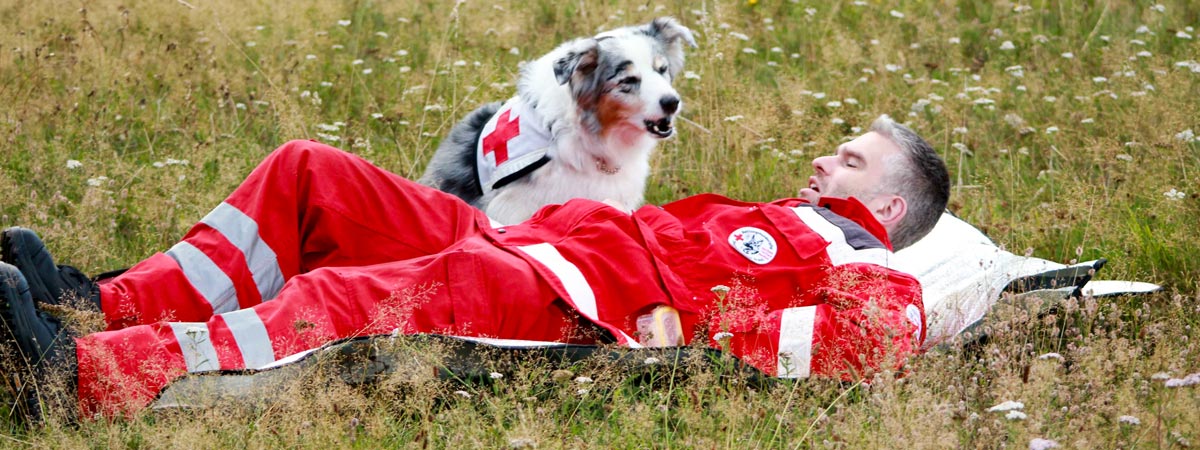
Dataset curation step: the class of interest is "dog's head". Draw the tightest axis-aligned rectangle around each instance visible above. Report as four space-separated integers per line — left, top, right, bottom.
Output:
552 17 697 141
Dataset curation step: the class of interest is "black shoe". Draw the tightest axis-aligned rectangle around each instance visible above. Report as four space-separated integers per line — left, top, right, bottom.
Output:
1 227 101 312
0 262 79 425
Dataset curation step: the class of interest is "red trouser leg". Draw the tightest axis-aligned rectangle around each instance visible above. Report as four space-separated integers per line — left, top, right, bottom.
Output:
100 140 488 330
77 239 582 417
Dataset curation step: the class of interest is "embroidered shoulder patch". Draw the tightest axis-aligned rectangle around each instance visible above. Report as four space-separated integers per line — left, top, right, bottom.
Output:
727 227 778 264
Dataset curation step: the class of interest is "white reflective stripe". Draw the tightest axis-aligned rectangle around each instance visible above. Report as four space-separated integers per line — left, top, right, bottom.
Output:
777 306 817 378
166 241 239 314
221 308 276 369
169 322 221 373
792 207 891 267
512 244 645 347
201 202 286 300
515 243 598 319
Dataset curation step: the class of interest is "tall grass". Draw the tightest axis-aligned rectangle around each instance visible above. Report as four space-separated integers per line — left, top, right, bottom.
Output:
1 0 1197 447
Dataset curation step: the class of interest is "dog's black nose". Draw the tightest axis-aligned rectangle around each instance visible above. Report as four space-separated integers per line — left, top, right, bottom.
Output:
659 96 680 114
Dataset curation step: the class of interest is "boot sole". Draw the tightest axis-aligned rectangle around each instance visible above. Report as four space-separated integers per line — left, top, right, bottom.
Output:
1 227 55 305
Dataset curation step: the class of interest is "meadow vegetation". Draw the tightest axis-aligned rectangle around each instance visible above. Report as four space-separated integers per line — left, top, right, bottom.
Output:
1 0 1198 447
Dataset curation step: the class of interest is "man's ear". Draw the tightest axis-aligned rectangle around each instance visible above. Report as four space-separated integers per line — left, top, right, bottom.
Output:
872 194 908 229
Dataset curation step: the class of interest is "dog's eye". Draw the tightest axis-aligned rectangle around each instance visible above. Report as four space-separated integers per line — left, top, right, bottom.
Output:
655 65 668 75
618 76 640 93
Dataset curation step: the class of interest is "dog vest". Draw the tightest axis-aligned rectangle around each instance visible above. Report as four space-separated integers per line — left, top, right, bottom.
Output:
476 97 553 193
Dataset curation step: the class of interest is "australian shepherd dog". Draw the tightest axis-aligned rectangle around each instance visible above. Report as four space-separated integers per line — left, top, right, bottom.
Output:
419 17 696 225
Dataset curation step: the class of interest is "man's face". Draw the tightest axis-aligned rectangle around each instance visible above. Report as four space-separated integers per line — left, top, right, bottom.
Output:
798 131 902 205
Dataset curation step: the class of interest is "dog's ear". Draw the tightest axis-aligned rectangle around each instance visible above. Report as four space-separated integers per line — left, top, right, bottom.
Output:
644 17 697 78
553 39 600 85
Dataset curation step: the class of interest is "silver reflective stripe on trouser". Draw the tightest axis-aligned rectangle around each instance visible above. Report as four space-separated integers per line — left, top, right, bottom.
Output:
169 312 275 373
515 243 642 348
221 308 276 369
200 202 286 301
791 207 891 267
777 306 817 378
169 322 221 373
165 202 287 314
166 242 239 314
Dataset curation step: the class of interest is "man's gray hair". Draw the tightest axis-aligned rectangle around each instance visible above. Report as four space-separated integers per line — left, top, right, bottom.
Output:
870 115 950 250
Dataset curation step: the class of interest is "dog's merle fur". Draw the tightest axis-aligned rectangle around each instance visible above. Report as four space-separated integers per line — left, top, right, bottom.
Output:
420 17 696 225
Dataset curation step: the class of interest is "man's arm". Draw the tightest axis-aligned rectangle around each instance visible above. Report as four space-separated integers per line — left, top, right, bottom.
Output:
721 263 925 380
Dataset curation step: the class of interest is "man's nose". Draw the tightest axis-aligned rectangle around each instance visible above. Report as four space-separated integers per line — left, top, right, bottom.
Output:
811 155 833 174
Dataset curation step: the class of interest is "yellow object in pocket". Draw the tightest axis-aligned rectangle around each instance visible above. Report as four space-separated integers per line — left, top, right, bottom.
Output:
636 306 684 347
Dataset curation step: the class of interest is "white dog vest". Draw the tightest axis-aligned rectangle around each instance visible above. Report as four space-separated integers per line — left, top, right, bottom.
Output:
476 97 553 193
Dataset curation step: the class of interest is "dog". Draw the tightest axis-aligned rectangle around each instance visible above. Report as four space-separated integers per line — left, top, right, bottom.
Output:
419 17 697 225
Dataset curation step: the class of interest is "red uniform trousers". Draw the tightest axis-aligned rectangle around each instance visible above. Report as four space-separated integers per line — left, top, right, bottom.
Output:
77 141 587 416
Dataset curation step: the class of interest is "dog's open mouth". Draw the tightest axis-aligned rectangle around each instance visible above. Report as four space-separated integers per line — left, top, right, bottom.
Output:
645 118 675 138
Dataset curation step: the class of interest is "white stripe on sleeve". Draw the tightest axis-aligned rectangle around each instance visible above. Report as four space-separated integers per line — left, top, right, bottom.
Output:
777 306 817 378
514 243 642 348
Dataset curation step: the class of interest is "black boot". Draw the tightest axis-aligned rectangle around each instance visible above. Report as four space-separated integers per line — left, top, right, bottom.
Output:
0 262 79 425
1 227 102 312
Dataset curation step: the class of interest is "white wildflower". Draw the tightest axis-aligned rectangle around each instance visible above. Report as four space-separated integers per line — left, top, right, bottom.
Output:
805 8 817 16
844 98 858 105
729 32 750 41
683 71 700 80
337 19 351 26
574 376 593 384
454 390 471 398
352 59 364 66
711 285 730 295
1137 50 1153 58
987 400 1025 412
315 132 341 142
826 101 842 108
316 123 340 132
948 37 961 45
509 47 520 55
1062 52 1075 59
999 41 1016 50
319 81 334 87
1037 352 1064 361
86 176 110 186
490 372 504 380
66 159 82 170
742 48 757 54
1029 438 1059 450
1131 39 1146 46
885 64 901 72
953 127 969 135
1163 189 1187 201
423 104 446 112
1136 25 1153 35
371 113 383 119
576 388 590 395
1151 372 1172 380
1118 415 1141 425
1006 410 1028 420
245 41 256 47
723 115 744 122
1043 96 1057 103
1005 65 1025 77
830 117 844 125
1176 129 1196 142
509 438 537 449
812 92 826 99
770 47 783 53
1045 126 1060 134
305 54 316 60
362 68 372 75
644 357 660 365
1092 76 1108 83
1150 4 1165 13
1081 118 1094 124
889 10 905 18
1176 31 1193 40
1115 154 1133 161
713 331 734 341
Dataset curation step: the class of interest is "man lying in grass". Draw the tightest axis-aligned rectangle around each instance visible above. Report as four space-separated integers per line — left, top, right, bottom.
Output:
1 114 949 424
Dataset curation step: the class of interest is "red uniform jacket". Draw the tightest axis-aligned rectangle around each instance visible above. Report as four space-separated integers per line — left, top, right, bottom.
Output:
487 194 925 379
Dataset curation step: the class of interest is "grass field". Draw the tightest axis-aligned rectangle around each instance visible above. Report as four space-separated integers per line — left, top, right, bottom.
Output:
1 0 1198 447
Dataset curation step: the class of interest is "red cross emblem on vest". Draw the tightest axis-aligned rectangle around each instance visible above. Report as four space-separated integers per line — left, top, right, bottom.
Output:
482 109 520 165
